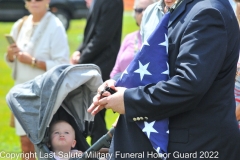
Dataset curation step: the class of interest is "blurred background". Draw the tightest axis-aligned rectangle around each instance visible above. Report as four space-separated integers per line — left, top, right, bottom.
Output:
0 0 137 158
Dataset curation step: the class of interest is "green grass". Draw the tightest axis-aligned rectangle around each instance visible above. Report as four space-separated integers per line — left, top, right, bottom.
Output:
0 11 138 157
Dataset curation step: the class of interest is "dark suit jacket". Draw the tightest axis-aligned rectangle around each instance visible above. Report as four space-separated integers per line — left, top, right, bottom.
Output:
78 0 123 81
113 0 240 159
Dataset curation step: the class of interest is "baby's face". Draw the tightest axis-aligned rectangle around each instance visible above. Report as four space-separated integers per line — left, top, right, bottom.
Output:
51 121 76 152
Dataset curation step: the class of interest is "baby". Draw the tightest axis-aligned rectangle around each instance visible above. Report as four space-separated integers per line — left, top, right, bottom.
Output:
49 120 82 160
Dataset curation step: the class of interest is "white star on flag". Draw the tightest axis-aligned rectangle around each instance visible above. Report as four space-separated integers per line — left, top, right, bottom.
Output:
134 61 152 81
166 130 169 134
155 147 161 153
120 69 128 80
141 40 150 50
159 34 168 53
142 121 158 138
161 62 169 75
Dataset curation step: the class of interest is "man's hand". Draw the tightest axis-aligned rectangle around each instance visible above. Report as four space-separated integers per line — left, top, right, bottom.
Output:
88 79 127 115
88 87 126 115
88 79 116 115
98 79 116 94
70 51 81 64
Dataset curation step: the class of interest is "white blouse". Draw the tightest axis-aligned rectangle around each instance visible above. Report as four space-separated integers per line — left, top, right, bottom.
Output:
5 12 70 85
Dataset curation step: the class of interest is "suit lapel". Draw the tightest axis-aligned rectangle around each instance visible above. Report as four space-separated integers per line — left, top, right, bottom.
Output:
86 0 97 23
168 0 193 27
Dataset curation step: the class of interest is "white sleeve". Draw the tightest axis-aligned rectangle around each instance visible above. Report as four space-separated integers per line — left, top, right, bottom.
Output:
45 21 70 70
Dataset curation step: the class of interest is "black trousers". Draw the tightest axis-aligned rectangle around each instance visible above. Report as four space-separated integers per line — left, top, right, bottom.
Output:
90 108 108 144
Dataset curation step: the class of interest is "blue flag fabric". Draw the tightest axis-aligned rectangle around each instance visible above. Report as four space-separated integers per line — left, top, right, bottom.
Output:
115 12 170 156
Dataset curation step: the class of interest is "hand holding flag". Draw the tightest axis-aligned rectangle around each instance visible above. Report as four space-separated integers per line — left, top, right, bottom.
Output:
88 80 126 115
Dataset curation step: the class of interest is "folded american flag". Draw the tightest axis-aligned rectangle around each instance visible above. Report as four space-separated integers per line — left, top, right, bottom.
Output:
115 12 171 157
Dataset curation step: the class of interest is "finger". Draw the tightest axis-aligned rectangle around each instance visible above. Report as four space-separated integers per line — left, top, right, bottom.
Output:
7 48 13 55
88 98 102 113
12 49 17 54
10 46 18 53
98 97 108 106
100 91 111 98
97 83 107 94
88 103 97 113
10 43 17 47
88 94 101 112
94 94 101 102
15 47 21 53
97 80 116 94
12 48 20 54
107 80 116 89
98 97 116 113
91 105 105 115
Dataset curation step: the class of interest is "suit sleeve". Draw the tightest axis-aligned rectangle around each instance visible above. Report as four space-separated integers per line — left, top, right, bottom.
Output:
124 8 230 122
79 0 123 63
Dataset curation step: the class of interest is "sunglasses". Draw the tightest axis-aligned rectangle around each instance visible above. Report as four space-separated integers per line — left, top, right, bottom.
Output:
25 0 43 2
134 8 145 14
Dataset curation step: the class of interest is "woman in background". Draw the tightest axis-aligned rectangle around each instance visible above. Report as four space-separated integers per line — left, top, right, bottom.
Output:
5 0 69 159
110 0 176 80
110 0 157 80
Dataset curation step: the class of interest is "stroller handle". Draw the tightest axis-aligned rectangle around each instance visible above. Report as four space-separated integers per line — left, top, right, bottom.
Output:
76 127 115 160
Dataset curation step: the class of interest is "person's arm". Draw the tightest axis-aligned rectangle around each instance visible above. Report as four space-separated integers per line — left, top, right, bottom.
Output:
4 18 43 69
236 104 240 120
5 19 22 67
110 34 131 78
79 0 123 63
124 8 232 121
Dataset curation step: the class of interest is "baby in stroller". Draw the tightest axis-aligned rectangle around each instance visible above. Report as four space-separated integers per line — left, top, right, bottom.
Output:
6 64 106 160
49 120 83 160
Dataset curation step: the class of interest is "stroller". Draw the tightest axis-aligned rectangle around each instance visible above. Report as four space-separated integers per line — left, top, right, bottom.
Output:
6 64 114 160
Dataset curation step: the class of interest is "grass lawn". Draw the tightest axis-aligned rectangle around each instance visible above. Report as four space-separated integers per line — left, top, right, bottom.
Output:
0 11 138 158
